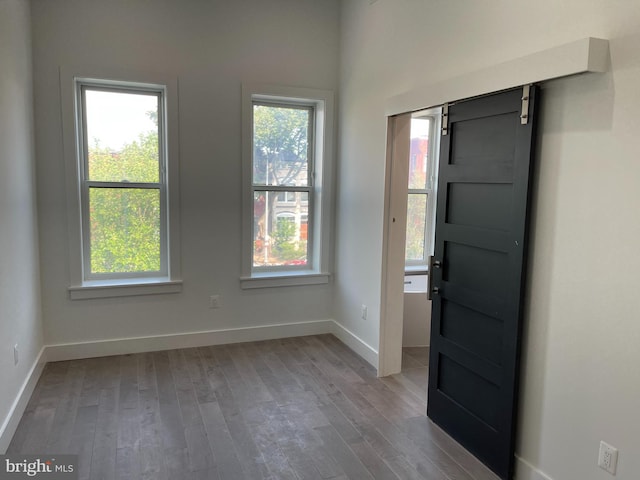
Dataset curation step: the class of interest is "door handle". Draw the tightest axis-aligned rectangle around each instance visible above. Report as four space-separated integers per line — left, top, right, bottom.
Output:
427 256 433 300
427 256 441 301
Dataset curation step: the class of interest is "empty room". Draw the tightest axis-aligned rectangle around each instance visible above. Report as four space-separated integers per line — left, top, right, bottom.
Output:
1 1 639 479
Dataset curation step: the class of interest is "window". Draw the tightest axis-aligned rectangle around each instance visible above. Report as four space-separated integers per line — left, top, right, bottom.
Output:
405 108 441 271
241 84 334 288
80 85 165 278
61 71 181 299
252 103 312 269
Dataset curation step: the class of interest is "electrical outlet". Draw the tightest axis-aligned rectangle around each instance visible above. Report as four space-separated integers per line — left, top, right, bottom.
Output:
209 295 221 309
361 304 367 320
13 344 19 366
598 441 618 475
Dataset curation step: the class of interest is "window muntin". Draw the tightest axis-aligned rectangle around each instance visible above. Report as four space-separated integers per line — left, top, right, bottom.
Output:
251 102 315 271
77 82 167 280
406 112 440 269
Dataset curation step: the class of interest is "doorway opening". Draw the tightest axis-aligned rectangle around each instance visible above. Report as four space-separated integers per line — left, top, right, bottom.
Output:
381 87 540 479
398 108 441 407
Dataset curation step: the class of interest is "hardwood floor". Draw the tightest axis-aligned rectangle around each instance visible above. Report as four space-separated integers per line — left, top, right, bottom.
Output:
8 335 498 480
383 347 430 407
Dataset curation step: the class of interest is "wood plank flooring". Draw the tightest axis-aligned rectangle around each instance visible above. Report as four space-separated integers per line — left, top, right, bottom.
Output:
8 335 499 480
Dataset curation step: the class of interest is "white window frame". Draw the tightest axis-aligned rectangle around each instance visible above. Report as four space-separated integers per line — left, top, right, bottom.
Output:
252 101 315 274
405 107 441 274
241 84 334 289
61 67 182 299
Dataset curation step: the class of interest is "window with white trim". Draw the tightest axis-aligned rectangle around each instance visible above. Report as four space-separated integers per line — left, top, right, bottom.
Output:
62 72 181 299
241 84 334 288
405 108 441 271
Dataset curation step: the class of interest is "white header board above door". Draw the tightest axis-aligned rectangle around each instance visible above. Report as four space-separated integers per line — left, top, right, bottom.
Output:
385 37 609 117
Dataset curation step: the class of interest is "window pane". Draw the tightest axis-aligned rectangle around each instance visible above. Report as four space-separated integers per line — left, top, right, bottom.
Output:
253 191 309 267
89 188 161 274
85 89 159 183
253 104 310 187
409 117 430 190
406 193 427 261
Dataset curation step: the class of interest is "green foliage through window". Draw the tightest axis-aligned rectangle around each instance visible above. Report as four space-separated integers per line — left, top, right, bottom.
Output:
88 131 161 274
273 219 306 262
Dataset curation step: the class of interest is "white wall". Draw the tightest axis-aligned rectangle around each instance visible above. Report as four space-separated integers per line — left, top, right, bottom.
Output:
0 0 45 451
31 0 339 346
336 1 640 479
403 293 430 348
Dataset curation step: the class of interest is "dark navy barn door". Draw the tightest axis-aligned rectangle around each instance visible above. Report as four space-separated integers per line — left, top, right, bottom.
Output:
427 87 539 479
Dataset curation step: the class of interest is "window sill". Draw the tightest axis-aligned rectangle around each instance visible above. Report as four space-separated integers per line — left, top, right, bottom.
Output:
240 271 330 289
69 278 183 300
405 265 428 276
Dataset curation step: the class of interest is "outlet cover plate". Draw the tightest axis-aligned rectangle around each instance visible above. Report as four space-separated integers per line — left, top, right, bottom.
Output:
598 441 618 475
209 295 221 309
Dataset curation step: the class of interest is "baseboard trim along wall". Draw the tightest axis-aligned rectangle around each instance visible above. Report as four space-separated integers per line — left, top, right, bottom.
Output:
46 319 338 362
0 347 47 454
331 321 379 368
1 319 380 452
44 319 379 367
515 455 555 480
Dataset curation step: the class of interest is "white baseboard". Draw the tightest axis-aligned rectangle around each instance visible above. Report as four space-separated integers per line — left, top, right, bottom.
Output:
0 347 47 454
331 321 379 368
45 319 335 362
515 455 555 480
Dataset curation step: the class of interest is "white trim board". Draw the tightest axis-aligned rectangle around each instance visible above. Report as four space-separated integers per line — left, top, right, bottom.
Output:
515 456 555 480
385 37 609 116
0 347 47 454
44 319 379 366
378 113 412 377
46 320 336 362
331 321 379 368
